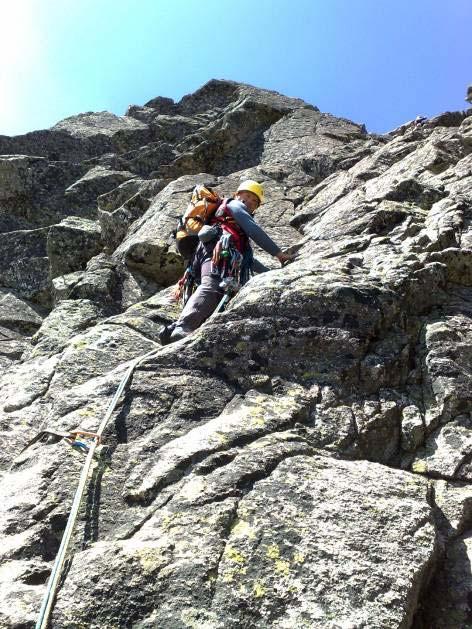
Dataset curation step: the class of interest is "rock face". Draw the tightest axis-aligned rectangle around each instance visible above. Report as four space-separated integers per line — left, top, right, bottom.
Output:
0 79 471 628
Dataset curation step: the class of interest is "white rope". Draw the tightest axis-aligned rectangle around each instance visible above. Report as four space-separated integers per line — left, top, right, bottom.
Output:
35 349 158 629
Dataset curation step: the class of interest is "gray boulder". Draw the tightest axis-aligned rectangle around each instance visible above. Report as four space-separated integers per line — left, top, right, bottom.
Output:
0 289 43 335
50 453 436 629
261 108 374 190
52 253 121 310
30 298 102 357
0 155 86 230
47 217 103 279
0 111 151 162
63 165 138 211
98 178 165 252
0 290 44 368
0 228 50 303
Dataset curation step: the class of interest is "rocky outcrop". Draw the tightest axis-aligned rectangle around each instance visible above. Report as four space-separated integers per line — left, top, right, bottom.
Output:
0 79 471 628
47 217 103 279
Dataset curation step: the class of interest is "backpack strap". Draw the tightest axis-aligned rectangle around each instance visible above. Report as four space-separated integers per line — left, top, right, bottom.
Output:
211 198 250 254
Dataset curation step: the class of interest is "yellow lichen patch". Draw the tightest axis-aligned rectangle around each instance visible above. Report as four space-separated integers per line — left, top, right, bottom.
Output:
251 416 266 427
222 565 247 583
160 512 181 531
136 547 165 574
293 551 305 564
215 432 229 445
253 581 266 598
127 318 142 327
412 459 428 473
266 544 280 560
224 545 246 564
72 339 88 350
285 386 303 398
78 407 95 417
301 370 322 380
248 406 266 427
249 401 266 411
275 559 291 576
222 571 234 583
230 518 255 539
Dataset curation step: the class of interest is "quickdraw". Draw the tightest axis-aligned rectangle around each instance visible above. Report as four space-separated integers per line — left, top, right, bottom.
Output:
212 232 244 290
174 262 198 306
19 429 101 457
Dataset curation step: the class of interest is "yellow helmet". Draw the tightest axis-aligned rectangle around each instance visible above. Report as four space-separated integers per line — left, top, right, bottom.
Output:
236 180 265 205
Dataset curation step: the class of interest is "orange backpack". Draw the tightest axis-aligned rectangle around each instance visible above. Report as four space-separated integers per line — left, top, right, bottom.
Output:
175 184 222 258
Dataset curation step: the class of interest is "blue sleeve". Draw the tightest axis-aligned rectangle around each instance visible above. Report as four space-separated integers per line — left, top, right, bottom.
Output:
227 200 281 256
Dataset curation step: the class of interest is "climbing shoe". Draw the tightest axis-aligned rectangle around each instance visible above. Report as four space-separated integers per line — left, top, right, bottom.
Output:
169 326 190 342
158 324 175 346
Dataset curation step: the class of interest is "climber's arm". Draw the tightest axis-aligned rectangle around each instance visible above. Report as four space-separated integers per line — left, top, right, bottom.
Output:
228 200 281 256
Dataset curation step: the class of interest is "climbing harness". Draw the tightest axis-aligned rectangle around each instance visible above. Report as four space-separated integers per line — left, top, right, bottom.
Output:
34 347 158 629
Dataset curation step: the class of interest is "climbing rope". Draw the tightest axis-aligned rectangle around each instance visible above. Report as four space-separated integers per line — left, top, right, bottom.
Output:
34 347 157 629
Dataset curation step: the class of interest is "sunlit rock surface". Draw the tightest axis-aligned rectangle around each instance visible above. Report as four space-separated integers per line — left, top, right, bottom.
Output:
0 79 471 628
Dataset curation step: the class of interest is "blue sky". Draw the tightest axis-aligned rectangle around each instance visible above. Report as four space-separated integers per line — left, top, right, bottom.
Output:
1 0 470 137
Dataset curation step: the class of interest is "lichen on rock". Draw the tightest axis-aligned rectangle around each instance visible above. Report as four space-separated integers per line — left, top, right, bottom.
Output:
0 79 471 628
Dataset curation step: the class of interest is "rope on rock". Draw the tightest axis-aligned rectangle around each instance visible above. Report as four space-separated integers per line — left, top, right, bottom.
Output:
35 347 158 629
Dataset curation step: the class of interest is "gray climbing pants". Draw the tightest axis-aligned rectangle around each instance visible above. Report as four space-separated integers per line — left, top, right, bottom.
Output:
171 261 224 337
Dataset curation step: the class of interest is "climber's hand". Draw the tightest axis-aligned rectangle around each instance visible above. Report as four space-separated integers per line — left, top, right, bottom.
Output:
276 251 294 267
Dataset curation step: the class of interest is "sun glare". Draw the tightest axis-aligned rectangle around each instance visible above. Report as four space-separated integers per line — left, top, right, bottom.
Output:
0 2 42 133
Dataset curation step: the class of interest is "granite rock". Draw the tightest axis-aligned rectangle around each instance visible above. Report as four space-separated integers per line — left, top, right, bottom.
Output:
0 80 471 628
47 217 103 279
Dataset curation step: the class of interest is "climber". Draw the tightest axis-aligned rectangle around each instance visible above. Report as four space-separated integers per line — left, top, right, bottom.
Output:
160 180 292 344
